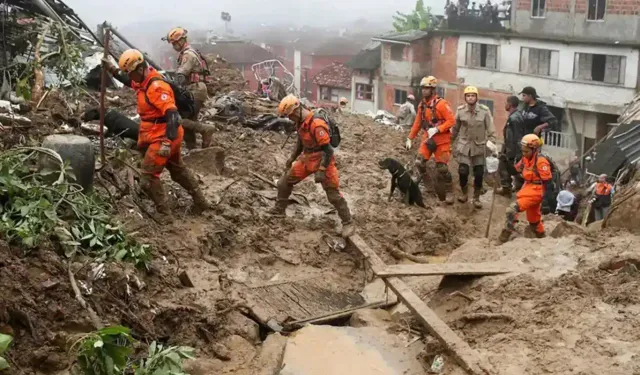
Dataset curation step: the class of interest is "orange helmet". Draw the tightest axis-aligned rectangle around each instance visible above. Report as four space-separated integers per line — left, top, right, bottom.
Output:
278 94 301 116
420 76 437 88
521 134 542 149
167 27 187 43
118 49 145 73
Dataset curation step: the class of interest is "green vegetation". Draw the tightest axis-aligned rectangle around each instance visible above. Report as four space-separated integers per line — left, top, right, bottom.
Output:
392 0 433 32
0 334 12 371
0 147 151 268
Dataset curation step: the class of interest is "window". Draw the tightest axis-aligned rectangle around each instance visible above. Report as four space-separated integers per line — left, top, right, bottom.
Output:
436 86 445 98
588 0 606 20
519 47 559 76
320 87 340 102
531 0 546 17
479 99 494 115
465 43 498 69
356 83 374 101
574 53 625 84
391 44 405 61
394 89 407 105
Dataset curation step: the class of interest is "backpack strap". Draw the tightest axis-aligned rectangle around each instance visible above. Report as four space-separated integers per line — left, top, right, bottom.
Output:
143 76 164 108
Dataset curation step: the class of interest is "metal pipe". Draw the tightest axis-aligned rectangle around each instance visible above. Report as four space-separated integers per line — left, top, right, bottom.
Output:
98 27 110 167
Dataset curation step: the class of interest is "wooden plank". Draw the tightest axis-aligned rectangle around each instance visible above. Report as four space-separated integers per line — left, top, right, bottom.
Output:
376 263 512 277
348 235 494 375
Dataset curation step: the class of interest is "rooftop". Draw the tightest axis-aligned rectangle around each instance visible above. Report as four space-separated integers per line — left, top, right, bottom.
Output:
194 42 275 65
345 45 381 71
371 30 430 44
313 62 352 89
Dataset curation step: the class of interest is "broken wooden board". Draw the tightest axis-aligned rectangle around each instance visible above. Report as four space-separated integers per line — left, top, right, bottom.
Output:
245 276 383 328
348 235 494 375
376 263 512 277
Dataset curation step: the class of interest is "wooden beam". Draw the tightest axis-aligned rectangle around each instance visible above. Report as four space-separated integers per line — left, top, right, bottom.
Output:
376 263 512 277
348 235 493 375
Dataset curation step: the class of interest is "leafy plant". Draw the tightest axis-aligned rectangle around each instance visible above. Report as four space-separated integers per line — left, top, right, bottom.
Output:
71 326 134 375
392 0 434 31
0 334 12 371
0 148 151 268
133 342 195 375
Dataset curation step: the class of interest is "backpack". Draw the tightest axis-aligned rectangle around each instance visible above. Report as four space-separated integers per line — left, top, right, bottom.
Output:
313 108 341 148
144 76 195 118
179 47 211 81
534 152 562 215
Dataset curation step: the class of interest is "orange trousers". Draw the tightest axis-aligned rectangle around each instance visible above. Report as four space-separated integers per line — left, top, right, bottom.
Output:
287 152 339 189
418 137 451 164
511 183 545 233
138 123 184 178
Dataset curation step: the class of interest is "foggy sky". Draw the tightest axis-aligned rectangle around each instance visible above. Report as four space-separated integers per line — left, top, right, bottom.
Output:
65 0 447 32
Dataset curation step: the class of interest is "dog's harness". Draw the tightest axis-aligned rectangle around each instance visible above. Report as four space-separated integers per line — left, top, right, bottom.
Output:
392 169 409 179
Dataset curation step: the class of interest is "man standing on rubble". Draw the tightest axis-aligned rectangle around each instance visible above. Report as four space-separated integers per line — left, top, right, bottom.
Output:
166 27 215 150
497 95 525 197
499 134 552 243
520 86 558 136
103 49 211 222
592 174 613 221
452 86 498 208
405 76 456 204
396 94 416 127
272 94 355 237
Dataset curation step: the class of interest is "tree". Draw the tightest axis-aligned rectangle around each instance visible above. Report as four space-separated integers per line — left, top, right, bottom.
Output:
392 0 433 32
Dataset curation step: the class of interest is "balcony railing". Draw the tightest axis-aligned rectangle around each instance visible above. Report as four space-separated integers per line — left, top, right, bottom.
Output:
543 130 574 150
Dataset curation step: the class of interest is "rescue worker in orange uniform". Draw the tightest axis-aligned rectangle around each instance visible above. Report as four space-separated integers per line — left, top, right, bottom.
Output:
166 27 215 150
273 95 355 237
592 174 613 221
405 76 456 203
498 134 552 243
103 49 210 222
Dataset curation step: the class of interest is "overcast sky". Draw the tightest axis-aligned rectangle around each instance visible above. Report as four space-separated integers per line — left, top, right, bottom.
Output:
65 0 447 32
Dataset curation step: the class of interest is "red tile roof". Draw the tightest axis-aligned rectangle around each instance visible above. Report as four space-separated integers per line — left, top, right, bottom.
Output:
312 62 352 89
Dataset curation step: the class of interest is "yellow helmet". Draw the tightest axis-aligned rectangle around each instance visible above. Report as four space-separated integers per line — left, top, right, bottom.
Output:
420 76 437 88
167 27 188 43
521 134 543 149
339 97 348 104
464 86 479 95
277 94 301 116
118 49 145 73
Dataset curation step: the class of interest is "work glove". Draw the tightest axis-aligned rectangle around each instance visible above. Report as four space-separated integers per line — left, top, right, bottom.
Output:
314 169 326 183
157 141 171 158
165 109 181 141
486 140 498 156
405 138 412 150
427 127 438 138
101 57 117 74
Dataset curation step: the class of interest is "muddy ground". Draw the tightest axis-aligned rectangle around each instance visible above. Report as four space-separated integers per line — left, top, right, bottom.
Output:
1 83 639 374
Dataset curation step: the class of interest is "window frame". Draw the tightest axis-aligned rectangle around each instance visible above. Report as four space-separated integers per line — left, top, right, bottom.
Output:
519 47 559 77
465 42 499 70
355 83 374 101
573 52 626 85
531 0 546 18
394 89 408 105
320 86 341 102
587 0 606 21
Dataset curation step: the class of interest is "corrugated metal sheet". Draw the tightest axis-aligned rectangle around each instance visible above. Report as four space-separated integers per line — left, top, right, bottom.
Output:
614 122 640 165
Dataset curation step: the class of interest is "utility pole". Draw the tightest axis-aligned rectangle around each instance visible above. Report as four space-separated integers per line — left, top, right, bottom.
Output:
221 12 231 35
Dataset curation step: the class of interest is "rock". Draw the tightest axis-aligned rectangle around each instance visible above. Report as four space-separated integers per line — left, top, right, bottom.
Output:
226 311 261 344
550 221 587 238
41 135 95 192
250 333 287 375
184 358 225 375
212 342 231 361
222 334 257 365
361 279 398 304
349 308 393 328
178 270 195 288
184 147 225 175
41 279 60 290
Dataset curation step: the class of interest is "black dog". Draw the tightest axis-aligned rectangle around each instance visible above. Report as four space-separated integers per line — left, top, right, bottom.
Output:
81 108 139 141
378 158 425 208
